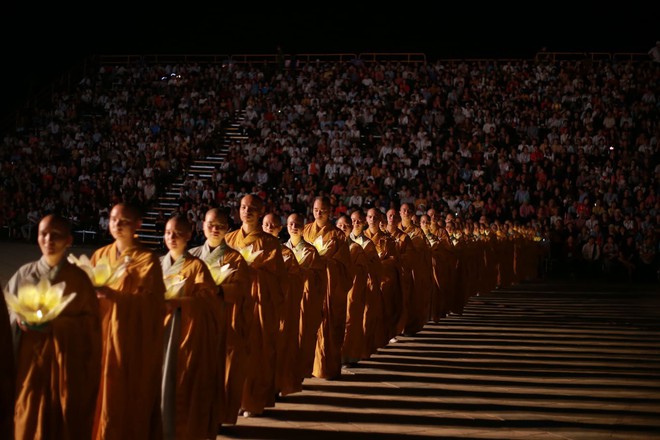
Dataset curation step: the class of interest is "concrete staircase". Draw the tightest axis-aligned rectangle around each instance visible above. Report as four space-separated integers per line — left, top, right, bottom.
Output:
136 111 246 249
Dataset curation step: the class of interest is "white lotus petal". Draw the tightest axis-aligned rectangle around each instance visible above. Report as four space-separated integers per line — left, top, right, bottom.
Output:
239 244 263 265
313 236 331 256
164 275 187 300
68 253 128 287
5 278 76 325
207 263 237 285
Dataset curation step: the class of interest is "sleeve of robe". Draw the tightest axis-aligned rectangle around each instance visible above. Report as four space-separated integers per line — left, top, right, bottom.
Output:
6 261 101 440
91 243 166 440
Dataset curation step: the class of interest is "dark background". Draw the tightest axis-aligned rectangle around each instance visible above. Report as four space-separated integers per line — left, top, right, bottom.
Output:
1 5 655 127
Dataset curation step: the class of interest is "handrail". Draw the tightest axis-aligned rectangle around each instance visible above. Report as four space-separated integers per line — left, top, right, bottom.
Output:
534 51 647 62
98 51 648 68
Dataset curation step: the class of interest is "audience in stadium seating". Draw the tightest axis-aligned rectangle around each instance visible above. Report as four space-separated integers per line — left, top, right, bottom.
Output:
1 54 658 283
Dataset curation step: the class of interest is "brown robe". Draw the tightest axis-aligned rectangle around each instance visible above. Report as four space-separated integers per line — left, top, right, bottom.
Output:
284 238 326 384
160 253 223 440
400 223 434 335
0 291 14 440
91 243 165 440
224 228 285 415
303 222 353 380
6 257 101 440
341 237 368 364
189 240 252 426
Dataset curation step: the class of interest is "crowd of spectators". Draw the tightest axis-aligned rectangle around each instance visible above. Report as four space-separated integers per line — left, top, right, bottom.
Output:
0 53 658 283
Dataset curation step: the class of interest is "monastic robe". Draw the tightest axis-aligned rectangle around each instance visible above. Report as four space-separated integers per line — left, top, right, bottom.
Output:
160 252 223 440
364 228 400 344
0 291 14 440
302 222 352 380
224 229 285 415
424 231 445 323
6 257 101 440
276 246 304 396
91 243 165 440
284 238 326 383
341 236 367 365
189 240 251 425
387 227 414 337
349 234 384 360
434 236 460 316
400 223 434 335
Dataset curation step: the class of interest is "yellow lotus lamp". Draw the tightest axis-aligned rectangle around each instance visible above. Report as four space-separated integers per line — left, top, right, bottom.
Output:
4 278 77 326
352 235 366 248
238 244 263 265
312 236 332 256
292 247 310 264
163 274 187 300
207 263 237 285
68 254 128 287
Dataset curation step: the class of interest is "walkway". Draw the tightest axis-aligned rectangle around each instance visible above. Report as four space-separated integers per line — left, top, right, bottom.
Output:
220 281 660 439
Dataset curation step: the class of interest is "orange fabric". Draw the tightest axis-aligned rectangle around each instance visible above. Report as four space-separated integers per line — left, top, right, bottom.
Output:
357 238 384 359
387 227 414 337
400 224 434 335
161 254 223 439
341 239 367 364
0 292 14 440
364 228 401 344
303 222 353 380
276 246 304 396
224 229 285 415
435 237 460 315
91 243 165 440
425 232 444 322
285 239 326 383
6 259 101 440
189 241 252 426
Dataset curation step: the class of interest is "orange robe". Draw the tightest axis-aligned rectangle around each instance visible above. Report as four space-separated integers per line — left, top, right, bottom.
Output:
341 237 368 365
388 227 414 337
0 291 14 440
160 252 223 440
284 238 326 383
351 235 384 360
425 232 445 323
276 246 304 396
364 228 400 344
6 257 101 440
435 236 460 315
91 243 165 440
189 240 252 426
453 238 472 313
303 222 353 380
224 229 285 415
400 223 434 335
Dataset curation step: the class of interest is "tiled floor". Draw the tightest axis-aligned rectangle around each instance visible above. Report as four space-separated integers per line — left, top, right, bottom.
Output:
219 281 660 439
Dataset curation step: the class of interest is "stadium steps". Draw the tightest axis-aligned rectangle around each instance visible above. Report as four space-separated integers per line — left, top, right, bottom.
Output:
136 111 245 249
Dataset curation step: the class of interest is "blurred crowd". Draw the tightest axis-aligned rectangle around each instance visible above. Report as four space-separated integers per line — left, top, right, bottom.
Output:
1 54 658 282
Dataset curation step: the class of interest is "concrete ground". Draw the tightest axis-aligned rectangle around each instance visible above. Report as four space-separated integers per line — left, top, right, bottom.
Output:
2 240 659 439
220 281 660 440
